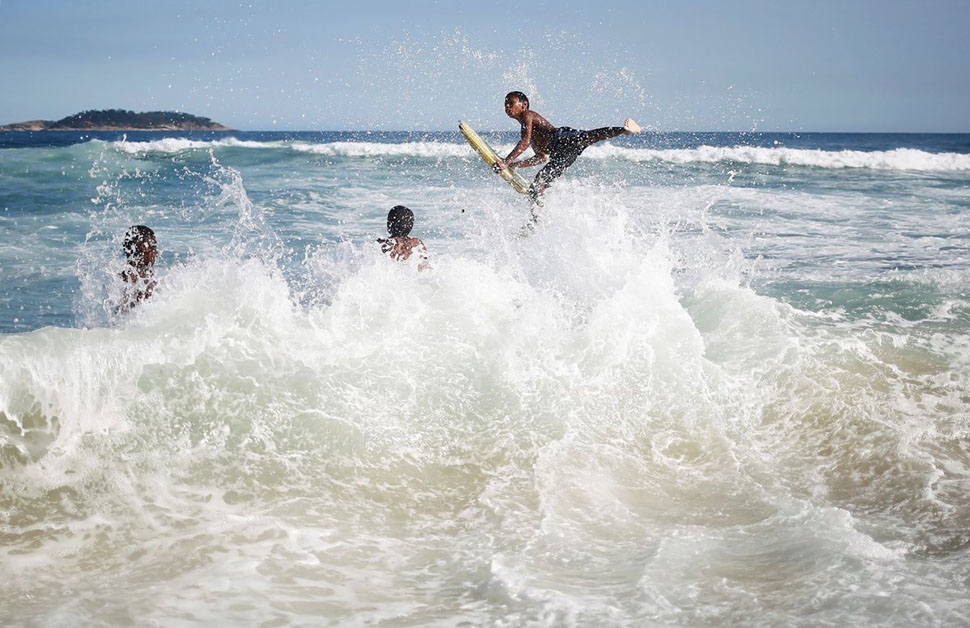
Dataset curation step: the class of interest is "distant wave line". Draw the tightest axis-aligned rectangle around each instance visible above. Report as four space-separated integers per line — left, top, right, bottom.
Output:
587 145 970 171
102 138 970 171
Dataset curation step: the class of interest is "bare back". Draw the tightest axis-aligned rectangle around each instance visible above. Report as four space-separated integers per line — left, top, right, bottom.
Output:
380 236 428 270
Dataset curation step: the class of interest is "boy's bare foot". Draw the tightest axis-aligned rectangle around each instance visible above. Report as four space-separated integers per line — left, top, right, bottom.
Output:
623 118 641 134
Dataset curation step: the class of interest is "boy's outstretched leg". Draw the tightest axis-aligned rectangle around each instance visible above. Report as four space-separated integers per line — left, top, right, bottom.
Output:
577 119 641 148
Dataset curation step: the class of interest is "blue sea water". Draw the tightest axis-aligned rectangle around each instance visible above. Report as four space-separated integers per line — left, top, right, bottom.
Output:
1 129 969 626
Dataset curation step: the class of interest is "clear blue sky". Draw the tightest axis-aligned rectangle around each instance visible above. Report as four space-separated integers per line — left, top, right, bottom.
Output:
2 0 968 132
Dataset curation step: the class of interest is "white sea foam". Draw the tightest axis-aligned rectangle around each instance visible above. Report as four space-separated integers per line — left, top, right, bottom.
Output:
98 134 970 171
107 136 284 154
107 136 970 171
3 213 967 624
289 140 472 158
586 144 970 171
105 136 482 159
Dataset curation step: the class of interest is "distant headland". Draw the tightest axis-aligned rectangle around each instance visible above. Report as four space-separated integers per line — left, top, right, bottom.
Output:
0 109 232 131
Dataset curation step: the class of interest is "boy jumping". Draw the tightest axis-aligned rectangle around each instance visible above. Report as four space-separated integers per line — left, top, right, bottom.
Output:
494 91 641 202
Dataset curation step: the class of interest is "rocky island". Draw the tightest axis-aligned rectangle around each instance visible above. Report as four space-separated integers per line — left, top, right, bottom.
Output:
0 109 232 131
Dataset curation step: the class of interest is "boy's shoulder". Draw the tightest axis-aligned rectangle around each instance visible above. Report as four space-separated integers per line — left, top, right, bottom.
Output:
381 235 426 258
522 109 555 130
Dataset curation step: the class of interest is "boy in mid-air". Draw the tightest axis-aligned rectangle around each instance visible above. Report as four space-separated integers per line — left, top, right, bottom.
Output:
494 91 641 202
378 205 428 271
117 225 157 312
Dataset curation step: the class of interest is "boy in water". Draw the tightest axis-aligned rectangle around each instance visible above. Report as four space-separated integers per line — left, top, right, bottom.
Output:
494 91 641 202
118 225 158 312
377 205 428 271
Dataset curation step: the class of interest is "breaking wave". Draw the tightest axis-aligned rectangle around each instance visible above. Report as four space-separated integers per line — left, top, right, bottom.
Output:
587 144 970 171
102 137 970 171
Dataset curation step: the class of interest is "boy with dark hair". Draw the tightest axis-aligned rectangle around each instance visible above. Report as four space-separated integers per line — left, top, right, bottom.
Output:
118 225 157 312
377 205 428 270
495 91 641 201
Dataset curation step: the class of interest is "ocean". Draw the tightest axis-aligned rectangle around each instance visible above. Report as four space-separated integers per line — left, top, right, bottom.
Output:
1 129 969 626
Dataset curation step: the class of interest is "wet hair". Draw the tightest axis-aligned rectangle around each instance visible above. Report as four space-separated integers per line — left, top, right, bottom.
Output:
386 205 414 237
123 225 156 258
505 91 529 107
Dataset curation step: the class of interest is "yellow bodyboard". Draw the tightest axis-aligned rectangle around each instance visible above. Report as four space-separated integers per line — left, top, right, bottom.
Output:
459 120 530 195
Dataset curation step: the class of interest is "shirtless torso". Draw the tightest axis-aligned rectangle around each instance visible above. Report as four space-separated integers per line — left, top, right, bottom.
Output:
117 267 156 313
379 236 429 270
503 107 557 168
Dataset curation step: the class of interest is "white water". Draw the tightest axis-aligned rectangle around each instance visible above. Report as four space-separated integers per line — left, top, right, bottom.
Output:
1 136 969 626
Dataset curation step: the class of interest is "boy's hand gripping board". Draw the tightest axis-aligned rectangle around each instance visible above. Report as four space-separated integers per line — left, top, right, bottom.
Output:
459 120 530 195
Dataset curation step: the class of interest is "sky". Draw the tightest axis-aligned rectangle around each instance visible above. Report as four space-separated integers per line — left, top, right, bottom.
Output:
1 0 968 132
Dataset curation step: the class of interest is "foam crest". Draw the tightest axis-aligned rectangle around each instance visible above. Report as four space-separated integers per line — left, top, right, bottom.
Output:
104 136 970 172
107 137 283 154
289 140 471 158
0 254 300 466
105 137 483 159
587 144 970 171
0 325 150 468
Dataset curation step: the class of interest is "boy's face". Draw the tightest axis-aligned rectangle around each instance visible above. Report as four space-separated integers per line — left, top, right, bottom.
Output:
504 96 527 118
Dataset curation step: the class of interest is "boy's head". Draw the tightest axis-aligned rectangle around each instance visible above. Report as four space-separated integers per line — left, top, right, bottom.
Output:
504 91 529 117
387 205 414 237
123 225 157 265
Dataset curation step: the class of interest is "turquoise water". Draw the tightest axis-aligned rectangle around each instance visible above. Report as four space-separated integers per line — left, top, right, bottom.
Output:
1 131 969 626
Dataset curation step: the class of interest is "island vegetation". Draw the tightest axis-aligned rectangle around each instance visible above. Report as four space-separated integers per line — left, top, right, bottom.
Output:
0 109 232 131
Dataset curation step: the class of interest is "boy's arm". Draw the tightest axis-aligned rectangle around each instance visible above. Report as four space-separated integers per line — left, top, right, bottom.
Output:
508 152 548 169
496 115 534 168
416 239 429 272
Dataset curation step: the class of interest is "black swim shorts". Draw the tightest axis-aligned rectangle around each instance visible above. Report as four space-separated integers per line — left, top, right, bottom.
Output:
531 127 590 193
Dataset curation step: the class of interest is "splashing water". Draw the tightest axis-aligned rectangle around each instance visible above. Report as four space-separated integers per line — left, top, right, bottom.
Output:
1 126 969 626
